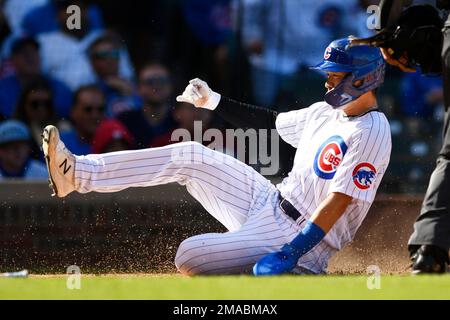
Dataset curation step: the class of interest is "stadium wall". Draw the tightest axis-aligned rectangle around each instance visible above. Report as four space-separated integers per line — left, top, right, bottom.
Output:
0 182 421 274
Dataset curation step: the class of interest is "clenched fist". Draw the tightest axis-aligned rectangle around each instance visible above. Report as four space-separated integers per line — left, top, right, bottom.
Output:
176 78 221 110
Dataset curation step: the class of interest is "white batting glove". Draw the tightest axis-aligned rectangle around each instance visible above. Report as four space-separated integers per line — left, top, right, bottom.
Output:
176 78 221 110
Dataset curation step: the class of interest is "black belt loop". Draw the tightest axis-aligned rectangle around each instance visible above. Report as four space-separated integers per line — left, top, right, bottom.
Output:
278 194 305 225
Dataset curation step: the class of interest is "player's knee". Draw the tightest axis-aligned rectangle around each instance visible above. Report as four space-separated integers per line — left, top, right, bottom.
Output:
174 239 204 276
170 141 209 176
175 140 225 172
172 141 207 165
177 140 204 150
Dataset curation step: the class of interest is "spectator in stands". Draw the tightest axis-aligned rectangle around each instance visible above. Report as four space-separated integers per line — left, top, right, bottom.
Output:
60 85 105 155
21 0 103 37
174 102 212 137
352 0 380 39
118 63 177 148
0 36 72 119
13 78 57 161
36 1 134 90
240 0 356 107
168 0 233 93
88 33 141 117
0 0 13 78
148 101 214 148
92 119 134 154
2 0 48 35
400 71 444 119
0 119 47 180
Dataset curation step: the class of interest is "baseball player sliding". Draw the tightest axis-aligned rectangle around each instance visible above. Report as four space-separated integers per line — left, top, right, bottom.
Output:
42 37 391 275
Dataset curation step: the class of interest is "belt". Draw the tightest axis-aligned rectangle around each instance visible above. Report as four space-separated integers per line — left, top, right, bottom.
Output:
278 194 306 224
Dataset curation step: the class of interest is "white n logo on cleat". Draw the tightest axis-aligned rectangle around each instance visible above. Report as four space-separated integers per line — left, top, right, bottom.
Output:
59 159 72 175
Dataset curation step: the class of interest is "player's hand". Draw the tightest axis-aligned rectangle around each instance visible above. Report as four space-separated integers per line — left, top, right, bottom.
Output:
253 244 301 276
380 48 416 73
176 78 221 110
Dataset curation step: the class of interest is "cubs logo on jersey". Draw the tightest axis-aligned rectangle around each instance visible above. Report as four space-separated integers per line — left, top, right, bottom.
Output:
314 135 348 180
352 163 377 190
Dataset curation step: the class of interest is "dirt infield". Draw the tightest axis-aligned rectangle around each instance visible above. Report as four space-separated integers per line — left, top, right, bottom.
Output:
0 182 426 275
328 195 421 275
144 195 421 275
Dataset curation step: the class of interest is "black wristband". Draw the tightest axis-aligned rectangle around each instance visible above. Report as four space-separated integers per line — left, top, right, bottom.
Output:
216 96 278 130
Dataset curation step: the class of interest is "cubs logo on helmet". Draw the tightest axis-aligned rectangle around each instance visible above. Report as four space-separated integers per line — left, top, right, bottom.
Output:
324 47 332 60
352 163 377 190
314 135 348 180
311 37 385 108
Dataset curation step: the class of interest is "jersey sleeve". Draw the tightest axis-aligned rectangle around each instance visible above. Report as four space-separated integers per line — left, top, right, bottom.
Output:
329 113 392 203
275 108 309 148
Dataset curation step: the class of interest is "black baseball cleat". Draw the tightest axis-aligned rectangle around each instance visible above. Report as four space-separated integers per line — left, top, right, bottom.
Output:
41 125 76 197
410 245 449 274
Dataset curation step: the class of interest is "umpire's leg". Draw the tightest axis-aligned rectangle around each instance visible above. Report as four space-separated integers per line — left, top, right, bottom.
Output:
408 19 450 254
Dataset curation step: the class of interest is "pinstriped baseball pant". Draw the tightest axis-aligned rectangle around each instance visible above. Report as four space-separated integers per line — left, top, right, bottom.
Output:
74 141 336 275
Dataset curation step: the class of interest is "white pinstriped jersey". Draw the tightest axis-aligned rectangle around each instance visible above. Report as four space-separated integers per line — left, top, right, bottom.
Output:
276 101 392 250
71 100 391 275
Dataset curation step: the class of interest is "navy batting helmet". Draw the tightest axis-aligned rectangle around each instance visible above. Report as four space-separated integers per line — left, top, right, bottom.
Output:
311 37 385 108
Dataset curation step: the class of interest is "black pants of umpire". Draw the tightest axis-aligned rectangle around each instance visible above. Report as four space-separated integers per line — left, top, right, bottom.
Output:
408 16 450 253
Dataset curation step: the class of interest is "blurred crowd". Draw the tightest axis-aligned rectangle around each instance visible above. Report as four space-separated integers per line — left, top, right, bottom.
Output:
0 0 444 193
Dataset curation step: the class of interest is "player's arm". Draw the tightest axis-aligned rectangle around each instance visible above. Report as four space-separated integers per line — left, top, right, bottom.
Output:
309 192 353 233
176 78 278 130
216 97 278 131
253 192 352 276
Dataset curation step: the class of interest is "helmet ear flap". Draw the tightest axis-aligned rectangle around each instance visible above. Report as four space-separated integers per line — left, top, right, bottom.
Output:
324 67 382 108
352 78 364 88
324 73 358 108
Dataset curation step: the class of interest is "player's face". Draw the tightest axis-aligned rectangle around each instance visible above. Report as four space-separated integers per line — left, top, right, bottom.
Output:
325 72 348 92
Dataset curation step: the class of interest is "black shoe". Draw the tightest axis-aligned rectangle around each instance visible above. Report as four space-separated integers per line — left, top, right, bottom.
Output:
411 245 449 274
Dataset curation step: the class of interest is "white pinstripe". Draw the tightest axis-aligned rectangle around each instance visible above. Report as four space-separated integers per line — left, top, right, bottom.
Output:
71 101 390 275
277 102 391 251
75 141 272 232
